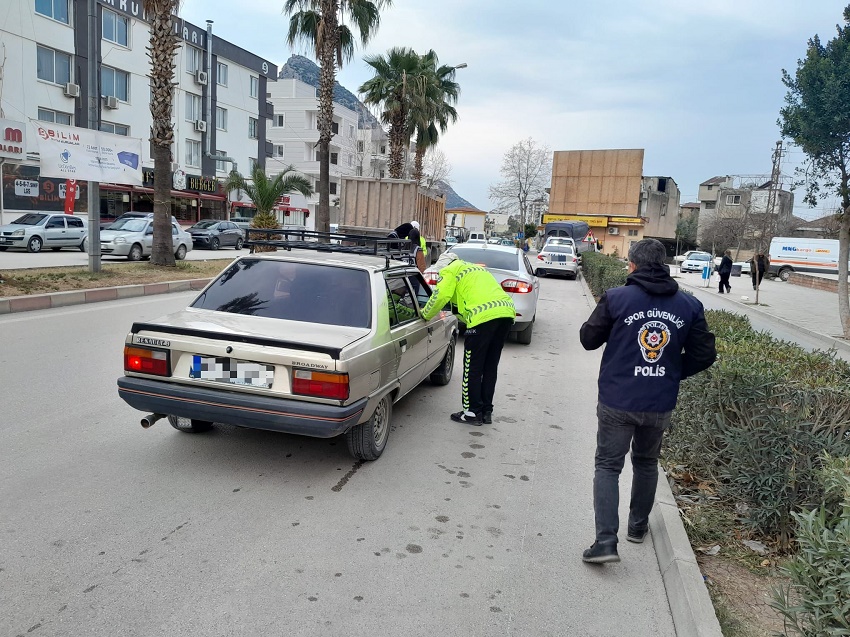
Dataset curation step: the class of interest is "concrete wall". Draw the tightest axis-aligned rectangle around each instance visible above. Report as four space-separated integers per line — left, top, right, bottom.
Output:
641 176 680 240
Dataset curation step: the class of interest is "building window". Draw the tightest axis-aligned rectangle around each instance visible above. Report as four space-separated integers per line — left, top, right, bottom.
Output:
36 45 71 85
379 145 386 154
215 106 227 131
35 0 69 24
249 157 258 171
100 122 129 136
725 194 741 205
628 229 639 237
379 170 385 178
331 121 339 135
274 145 284 158
706 185 713 191
705 201 716 210
186 46 202 74
185 93 202 121
37 107 72 125
101 66 129 101
348 154 352 167
357 140 364 152
274 114 285 128
102 8 129 46
216 62 228 86
348 124 354 139
330 152 338 165
248 117 259 139
330 182 337 195
356 166 363 176
216 149 227 172
249 76 259 98
185 139 201 168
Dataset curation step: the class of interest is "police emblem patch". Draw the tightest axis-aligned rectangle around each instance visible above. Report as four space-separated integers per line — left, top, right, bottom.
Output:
637 320 670 363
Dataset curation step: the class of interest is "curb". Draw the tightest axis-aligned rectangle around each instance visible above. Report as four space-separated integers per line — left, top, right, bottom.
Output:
0 278 212 315
578 272 722 637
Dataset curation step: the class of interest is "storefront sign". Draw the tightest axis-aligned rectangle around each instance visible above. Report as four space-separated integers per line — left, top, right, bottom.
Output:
609 216 644 225
186 174 218 193
14 179 39 197
1 119 27 161
543 214 609 227
35 123 143 186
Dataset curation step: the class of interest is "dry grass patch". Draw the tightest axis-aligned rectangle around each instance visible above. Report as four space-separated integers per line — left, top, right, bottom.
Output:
0 259 235 297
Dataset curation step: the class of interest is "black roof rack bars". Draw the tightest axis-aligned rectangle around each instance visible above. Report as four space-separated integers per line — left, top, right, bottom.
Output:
243 228 417 268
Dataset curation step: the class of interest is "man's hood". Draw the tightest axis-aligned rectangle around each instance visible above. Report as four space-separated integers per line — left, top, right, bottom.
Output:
625 262 678 296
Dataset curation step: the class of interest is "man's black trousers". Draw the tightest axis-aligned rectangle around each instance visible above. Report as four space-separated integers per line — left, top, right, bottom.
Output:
462 317 514 415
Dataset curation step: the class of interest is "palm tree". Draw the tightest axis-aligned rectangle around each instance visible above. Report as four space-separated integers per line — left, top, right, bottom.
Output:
283 0 390 234
224 165 312 252
410 52 459 185
359 47 421 179
143 0 181 267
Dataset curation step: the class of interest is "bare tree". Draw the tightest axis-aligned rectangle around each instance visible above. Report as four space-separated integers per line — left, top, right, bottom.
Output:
489 138 551 236
420 147 452 190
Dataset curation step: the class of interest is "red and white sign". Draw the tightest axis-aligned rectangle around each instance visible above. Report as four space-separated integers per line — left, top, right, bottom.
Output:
64 179 78 214
0 118 27 160
583 230 596 243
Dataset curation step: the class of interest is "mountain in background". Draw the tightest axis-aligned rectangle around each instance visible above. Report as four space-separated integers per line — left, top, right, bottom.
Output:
278 55 382 129
279 55 482 210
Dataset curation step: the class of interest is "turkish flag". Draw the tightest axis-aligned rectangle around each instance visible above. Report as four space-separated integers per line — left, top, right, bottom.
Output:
64 179 77 214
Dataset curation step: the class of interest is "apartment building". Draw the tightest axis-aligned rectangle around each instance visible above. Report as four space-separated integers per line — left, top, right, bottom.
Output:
266 78 364 226
0 0 276 225
639 176 680 242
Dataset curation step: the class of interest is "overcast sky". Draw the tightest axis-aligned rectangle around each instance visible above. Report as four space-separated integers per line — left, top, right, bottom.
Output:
181 0 849 220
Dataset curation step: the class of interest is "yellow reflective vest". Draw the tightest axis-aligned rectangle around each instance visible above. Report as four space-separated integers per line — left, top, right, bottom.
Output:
421 259 515 328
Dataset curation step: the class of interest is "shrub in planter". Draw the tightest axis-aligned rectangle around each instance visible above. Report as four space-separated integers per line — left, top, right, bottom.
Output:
581 251 627 299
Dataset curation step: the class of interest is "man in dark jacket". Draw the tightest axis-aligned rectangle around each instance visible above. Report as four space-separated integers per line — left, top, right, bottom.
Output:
751 252 769 290
579 239 716 564
717 249 733 293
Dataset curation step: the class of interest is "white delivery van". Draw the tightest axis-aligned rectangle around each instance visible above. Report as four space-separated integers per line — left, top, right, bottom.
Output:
768 237 847 281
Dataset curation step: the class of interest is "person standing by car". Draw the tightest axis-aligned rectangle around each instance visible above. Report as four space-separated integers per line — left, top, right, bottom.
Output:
751 252 769 290
717 250 733 293
421 252 516 425
579 239 716 564
388 220 427 271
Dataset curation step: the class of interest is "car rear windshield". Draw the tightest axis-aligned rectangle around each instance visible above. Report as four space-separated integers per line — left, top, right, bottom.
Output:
449 247 519 271
191 258 372 328
546 245 575 254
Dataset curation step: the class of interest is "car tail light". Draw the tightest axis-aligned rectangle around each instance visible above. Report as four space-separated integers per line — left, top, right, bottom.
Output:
573 256 578 263
292 369 349 400
423 271 438 285
501 279 533 294
124 346 170 376
537 254 544 260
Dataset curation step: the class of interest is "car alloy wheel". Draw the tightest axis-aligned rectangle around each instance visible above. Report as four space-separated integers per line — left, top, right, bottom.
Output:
27 236 43 253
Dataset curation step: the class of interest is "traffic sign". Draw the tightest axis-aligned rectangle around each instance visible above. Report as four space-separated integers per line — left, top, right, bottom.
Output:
583 230 596 243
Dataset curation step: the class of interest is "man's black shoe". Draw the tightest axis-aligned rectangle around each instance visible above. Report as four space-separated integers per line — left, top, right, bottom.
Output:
627 529 648 544
450 410 482 425
482 411 493 424
581 542 620 564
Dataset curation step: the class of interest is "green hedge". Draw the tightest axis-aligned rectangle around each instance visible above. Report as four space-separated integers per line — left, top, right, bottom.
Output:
580 251 627 299
666 310 850 547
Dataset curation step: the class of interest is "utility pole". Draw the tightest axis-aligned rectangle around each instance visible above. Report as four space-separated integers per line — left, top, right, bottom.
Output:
755 141 785 302
87 0 101 272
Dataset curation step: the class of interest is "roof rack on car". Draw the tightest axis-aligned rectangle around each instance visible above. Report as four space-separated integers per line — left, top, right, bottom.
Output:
243 228 416 268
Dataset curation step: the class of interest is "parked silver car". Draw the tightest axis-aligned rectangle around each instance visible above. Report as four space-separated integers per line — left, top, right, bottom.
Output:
0 213 88 253
187 219 245 250
117 238 458 461
100 215 193 261
426 243 540 345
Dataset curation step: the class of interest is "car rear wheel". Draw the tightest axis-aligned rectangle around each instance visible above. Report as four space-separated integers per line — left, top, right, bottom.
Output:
514 319 534 345
175 244 187 260
429 334 456 385
346 394 391 461
167 415 214 433
235 238 244 250
79 239 87 252
210 237 220 250
128 243 143 261
778 267 792 282
27 236 43 253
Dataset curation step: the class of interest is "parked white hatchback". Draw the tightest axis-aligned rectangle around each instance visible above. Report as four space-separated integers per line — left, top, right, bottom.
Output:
100 215 193 261
0 212 88 253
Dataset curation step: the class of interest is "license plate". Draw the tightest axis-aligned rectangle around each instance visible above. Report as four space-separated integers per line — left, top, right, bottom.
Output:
0 237 7 243
553 255 566 263
190 356 274 388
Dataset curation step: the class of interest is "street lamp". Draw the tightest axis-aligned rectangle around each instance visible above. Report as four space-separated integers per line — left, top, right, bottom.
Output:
453 63 468 69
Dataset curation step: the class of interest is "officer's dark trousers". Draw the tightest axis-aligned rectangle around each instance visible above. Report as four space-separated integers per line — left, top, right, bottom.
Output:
593 402 672 546
462 317 513 415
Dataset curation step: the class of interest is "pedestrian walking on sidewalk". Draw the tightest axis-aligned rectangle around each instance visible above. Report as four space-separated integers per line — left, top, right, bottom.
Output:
751 252 769 289
717 250 733 293
579 239 716 564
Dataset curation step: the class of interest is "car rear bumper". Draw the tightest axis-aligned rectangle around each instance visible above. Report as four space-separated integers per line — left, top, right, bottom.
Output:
117 376 368 438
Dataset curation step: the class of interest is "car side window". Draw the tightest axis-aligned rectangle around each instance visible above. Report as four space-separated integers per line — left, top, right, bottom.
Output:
408 273 431 310
523 256 534 275
172 224 179 236
145 224 154 235
46 217 65 229
386 276 418 327
66 217 84 228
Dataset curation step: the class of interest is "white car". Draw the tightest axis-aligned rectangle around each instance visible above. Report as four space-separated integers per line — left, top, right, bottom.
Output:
674 250 705 264
0 213 88 253
425 243 540 345
100 215 193 261
467 232 487 243
680 252 713 273
535 244 579 279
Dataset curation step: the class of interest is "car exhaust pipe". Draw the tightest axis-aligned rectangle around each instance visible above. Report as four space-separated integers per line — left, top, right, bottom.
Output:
141 413 166 429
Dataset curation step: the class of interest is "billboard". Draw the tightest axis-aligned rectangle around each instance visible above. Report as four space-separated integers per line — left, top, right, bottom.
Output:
0 118 27 161
35 123 142 186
